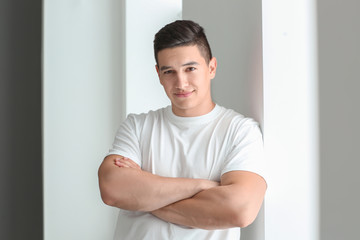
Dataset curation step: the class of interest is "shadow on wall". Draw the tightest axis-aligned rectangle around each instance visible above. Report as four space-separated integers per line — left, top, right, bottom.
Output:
0 1 43 239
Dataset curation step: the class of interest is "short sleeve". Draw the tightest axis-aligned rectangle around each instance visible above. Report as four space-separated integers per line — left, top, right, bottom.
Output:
221 118 266 182
107 114 142 166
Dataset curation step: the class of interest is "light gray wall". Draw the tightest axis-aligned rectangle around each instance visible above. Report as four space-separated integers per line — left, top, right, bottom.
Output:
43 1 123 239
0 0 43 239
182 1 264 239
317 1 360 239
183 0 263 123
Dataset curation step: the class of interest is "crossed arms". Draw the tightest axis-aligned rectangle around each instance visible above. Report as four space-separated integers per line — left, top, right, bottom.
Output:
98 155 266 230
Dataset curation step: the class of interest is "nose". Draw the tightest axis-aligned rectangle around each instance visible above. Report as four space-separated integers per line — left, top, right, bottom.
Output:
175 72 189 90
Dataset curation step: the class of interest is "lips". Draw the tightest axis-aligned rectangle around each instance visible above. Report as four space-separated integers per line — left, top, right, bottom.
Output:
174 90 194 98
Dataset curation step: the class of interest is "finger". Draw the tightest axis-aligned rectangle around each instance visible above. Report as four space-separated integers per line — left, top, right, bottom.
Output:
122 157 141 169
114 160 123 167
114 161 131 168
113 156 141 169
114 158 139 169
117 157 140 169
114 158 129 167
114 157 127 167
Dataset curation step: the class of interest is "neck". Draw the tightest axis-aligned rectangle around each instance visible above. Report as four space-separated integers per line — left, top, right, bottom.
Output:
172 101 216 117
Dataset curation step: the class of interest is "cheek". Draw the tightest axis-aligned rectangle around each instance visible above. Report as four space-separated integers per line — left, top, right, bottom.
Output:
161 82 173 93
160 78 169 87
187 74 200 85
190 74 207 86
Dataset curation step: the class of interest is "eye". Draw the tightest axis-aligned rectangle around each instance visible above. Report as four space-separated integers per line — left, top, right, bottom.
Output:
186 67 196 72
163 70 174 74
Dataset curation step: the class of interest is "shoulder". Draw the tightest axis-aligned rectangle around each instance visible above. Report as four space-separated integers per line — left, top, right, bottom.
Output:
120 107 170 135
125 106 169 123
115 106 169 141
217 106 259 128
216 106 262 139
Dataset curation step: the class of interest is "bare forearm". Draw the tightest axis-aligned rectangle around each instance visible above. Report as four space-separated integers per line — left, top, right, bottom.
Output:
98 156 218 212
100 169 212 211
152 185 242 230
152 171 266 229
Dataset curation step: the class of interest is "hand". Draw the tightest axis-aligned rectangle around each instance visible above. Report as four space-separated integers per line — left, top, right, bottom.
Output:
114 157 218 189
202 179 220 190
114 156 141 170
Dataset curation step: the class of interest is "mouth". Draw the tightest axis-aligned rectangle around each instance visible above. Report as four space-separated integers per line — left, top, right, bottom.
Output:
174 90 194 98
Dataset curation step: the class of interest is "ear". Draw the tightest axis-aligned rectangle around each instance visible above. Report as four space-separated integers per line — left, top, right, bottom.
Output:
155 65 164 86
155 65 160 77
209 57 217 79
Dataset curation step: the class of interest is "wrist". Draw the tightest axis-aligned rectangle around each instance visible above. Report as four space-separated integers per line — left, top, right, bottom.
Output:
199 179 219 191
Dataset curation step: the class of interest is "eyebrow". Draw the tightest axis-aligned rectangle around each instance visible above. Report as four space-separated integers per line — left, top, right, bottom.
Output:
160 61 199 71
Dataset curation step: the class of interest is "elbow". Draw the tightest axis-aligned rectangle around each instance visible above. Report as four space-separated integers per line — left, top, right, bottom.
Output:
228 202 259 228
229 209 257 228
98 168 119 207
225 194 264 228
98 178 145 211
100 188 116 207
99 180 118 207
235 213 256 228
97 164 151 211
100 190 149 211
101 195 115 207
99 183 132 209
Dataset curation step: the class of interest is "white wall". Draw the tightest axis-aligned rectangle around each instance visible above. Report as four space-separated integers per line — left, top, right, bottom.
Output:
317 1 360 239
125 0 180 114
183 1 264 239
43 1 123 239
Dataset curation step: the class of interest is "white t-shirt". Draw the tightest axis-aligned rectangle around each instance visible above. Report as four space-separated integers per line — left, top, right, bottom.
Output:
108 105 265 240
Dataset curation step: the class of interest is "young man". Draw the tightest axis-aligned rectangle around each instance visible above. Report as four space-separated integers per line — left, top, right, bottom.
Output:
98 20 266 239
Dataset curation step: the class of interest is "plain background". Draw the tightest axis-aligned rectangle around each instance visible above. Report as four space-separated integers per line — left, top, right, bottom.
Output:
1 0 359 239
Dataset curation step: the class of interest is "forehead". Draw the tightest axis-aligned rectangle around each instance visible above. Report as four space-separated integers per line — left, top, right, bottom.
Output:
157 45 206 67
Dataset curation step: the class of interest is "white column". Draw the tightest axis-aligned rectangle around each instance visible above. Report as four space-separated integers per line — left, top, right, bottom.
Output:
262 0 319 239
125 0 181 114
43 0 181 239
43 1 123 239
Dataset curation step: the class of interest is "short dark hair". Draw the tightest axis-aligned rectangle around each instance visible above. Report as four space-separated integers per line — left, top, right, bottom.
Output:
153 20 213 65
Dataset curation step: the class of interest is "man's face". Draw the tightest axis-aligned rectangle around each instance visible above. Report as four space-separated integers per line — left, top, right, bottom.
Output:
156 45 217 117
